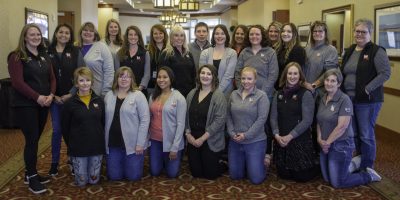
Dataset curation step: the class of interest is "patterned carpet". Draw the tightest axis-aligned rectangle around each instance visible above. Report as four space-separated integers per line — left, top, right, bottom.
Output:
0 142 387 199
0 125 399 199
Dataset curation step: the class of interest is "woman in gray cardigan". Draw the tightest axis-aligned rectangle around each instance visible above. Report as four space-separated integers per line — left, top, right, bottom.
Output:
104 67 150 181
148 66 187 178
199 24 237 98
185 64 227 180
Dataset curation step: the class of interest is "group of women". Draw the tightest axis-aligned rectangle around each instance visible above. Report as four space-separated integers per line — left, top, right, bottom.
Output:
7 17 390 194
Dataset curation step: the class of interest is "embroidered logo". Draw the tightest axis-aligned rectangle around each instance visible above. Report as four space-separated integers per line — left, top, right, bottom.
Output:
40 56 46 61
171 101 177 107
345 107 351 113
278 94 283 100
137 56 141 61
261 53 264 57
66 53 71 58
317 53 321 57
292 95 298 100
93 103 99 108
363 54 369 61
330 105 335 112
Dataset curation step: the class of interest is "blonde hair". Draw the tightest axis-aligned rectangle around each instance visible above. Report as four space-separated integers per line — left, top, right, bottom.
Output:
112 66 138 92
163 25 189 58
241 66 257 80
73 67 93 85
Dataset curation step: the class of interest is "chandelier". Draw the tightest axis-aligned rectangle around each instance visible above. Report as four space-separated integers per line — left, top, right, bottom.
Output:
154 0 174 8
179 0 199 11
175 15 187 23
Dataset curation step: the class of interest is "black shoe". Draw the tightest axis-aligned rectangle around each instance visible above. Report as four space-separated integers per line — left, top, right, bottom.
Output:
24 174 50 184
48 163 59 176
27 174 47 194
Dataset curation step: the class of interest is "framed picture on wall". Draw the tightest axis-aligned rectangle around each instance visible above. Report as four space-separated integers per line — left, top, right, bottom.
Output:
297 23 311 47
375 2 400 61
25 8 49 39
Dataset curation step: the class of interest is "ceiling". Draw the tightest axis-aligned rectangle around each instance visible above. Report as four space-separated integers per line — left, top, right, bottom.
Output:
100 0 244 16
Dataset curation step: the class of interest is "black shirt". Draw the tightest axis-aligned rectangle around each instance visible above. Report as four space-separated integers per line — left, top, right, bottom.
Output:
213 59 221 72
189 89 212 138
108 97 125 148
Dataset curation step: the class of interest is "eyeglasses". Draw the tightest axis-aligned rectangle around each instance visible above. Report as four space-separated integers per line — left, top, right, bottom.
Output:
354 30 369 35
313 30 324 33
118 76 131 80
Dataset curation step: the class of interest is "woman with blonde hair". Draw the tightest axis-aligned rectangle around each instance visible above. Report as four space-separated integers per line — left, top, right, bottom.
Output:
104 66 150 181
267 21 282 50
158 25 196 97
62 67 105 187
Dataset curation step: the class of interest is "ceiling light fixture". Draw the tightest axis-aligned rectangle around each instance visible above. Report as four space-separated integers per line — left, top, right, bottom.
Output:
154 0 174 8
179 0 199 11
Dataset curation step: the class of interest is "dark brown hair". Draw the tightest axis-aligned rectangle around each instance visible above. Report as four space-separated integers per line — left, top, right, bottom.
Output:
211 24 230 47
278 62 306 88
196 64 219 91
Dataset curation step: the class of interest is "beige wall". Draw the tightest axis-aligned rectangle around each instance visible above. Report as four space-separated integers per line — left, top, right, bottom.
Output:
289 0 400 133
119 15 160 43
58 0 81 42
98 7 114 38
220 8 237 31
0 0 57 79
238 0 289 27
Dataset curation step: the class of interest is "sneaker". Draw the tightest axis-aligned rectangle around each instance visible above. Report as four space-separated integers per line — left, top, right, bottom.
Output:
48 163 59 176
367 167 382 182
27 174 47 194
348 155 361 173
24 174 50 184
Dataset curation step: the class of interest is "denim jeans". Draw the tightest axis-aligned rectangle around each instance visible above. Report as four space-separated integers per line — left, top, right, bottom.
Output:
353 102 382 169
149 139 182 178
320 139 370 188
106 147 144 181
50 103 63 164
228 139 266 185
71 155 103 187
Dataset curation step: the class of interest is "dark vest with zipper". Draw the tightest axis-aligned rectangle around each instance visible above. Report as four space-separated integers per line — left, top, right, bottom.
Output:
48 46 80 96
341 42 384 103
120 46 147 87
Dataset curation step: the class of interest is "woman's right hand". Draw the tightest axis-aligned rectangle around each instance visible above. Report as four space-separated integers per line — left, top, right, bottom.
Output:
54 96 63 104
37 95 47 107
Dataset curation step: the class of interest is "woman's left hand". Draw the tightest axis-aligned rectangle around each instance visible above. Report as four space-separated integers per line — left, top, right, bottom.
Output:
169 151 178 160
44 94 54 107
280 135 293 147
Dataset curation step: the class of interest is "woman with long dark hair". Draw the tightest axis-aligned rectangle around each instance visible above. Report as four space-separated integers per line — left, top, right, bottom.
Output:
47 23 84 176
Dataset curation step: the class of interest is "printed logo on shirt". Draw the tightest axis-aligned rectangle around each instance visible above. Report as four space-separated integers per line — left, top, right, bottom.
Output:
93 103 99 108
345 107 351 113
317 53 321 57
66 53 71 58
40 56 46 61
330 105 335 112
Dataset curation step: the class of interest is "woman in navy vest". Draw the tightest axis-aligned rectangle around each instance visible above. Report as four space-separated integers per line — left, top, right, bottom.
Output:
270 62 318 182
8 24 56 194
117 26 150 97
47 23 84 176
341 18 391 170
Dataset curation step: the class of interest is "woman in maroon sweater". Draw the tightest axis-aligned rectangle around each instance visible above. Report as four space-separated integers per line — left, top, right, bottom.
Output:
7 23 56 194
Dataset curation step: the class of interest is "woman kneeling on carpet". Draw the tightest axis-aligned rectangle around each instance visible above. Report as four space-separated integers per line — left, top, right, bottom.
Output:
104 67 150 181
62 67 105 187
317 68 381 188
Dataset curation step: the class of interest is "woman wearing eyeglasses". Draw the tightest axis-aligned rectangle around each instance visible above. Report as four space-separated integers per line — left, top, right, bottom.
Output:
104 67 150 181
341 18 391 171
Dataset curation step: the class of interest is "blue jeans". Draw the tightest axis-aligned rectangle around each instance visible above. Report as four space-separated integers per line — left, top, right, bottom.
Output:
353 102 382 169
320 139 370 188
228 139 266 185
50 103 63 164
71 155 103 187
106 147 144 181
149 140 182 178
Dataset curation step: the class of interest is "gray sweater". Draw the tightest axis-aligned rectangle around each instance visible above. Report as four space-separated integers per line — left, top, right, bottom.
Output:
189 40 211 70
305 43 338 84
227 88 269 144
104 90 150 155
185 88 227 152
235 47 279 97
83 41 115 97
149 89 187 152
270 89 315 139
199 47 237 96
